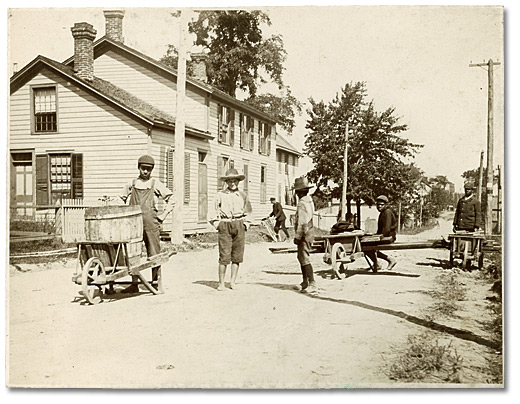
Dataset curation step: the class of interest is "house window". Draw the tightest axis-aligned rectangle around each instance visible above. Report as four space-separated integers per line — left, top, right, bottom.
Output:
218 105 235 146
240 113 250 150
33 86 57 133
248 117 254 151
35 152 83 206
258 123 272 155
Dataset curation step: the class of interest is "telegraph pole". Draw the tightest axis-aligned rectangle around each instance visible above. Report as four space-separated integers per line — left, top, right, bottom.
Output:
477 150 484 202
171 10 189 244
340 123 349 222
469 59 500 235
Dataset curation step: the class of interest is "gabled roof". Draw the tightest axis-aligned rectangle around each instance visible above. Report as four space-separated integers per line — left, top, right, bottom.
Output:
10 55 213 139
276 134 301 156
64 36 277 124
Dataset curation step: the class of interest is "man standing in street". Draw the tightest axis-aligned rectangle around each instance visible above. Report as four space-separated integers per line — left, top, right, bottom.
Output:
120 155 174 293
363 195 398 272
209 168 252 291
293 177 317 293
453 181 482 232
268 197 290 241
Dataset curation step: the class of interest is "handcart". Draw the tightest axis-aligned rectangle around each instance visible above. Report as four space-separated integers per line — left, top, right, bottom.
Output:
448 232 486 270
71 205 170 304
322 230 366 279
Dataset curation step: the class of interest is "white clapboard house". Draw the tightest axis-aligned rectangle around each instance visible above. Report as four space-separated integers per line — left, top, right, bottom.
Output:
9 10 301 239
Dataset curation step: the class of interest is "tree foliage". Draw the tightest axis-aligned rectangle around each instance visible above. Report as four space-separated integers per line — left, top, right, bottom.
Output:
305 82 422 212
187 10 286 97
244 88 302 134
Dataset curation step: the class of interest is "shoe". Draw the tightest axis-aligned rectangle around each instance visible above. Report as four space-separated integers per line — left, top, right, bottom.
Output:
387 259 397 271
121 284 139 294
217 284 226 291
300 281 309 292
306 283 318 294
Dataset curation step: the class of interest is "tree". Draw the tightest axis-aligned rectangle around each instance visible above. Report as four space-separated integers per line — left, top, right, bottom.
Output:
244 87 302 134
187 10 286 98
305 82 422 224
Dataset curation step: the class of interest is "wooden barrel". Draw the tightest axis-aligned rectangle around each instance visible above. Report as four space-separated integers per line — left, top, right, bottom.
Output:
84 205 143 243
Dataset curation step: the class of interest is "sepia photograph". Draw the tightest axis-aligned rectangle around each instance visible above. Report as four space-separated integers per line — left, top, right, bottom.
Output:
4 0 512 393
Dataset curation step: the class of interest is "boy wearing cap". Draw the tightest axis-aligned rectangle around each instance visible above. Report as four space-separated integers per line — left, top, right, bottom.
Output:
293 177 317 293
119 155 174 293
209 168 252 291
364 195 398 272
453 182 481 232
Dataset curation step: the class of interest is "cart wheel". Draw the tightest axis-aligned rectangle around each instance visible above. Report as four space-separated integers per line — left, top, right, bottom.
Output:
449 249 454 267
331 243 347 279
81 257 106 305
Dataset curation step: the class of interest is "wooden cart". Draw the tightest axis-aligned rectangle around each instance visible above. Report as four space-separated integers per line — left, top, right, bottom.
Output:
322 230 366 279
71 205 170 305
72 239 169 304
448 232 486 270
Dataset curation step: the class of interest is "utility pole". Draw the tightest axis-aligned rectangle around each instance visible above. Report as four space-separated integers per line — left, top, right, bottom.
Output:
477 150 484 202
496 165 501 234
171 10 189 244
340 123 349 222
469 58 500 235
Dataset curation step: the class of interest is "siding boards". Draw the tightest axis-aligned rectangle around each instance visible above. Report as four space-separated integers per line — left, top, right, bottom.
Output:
9 70 151 205
94 51 207 130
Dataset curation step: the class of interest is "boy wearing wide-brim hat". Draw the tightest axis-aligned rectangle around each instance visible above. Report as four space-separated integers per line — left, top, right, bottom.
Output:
293 177 317 293
209 168 252 291
453 181 481 232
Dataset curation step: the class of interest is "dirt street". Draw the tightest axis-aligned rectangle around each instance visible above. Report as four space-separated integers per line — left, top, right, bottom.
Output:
7 215 501 388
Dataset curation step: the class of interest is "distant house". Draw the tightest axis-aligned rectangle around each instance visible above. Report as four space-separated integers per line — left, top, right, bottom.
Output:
9 10 301 236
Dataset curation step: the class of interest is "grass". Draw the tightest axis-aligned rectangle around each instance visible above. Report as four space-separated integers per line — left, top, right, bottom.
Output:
427 272 467 318
386 332 463 383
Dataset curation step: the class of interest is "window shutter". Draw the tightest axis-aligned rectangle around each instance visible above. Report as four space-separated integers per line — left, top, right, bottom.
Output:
229 110 235 147
266 125 272 156
258 122 262 153
167 147 174 191
35 154 49 206
217 156 224 191
71 153 83 199
184 152 190 204
217 104 223 143
240 113 245 149
243 164 249 193
250 119 255 151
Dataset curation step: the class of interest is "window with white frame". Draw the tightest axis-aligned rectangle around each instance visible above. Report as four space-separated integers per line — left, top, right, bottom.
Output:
33 86 57 133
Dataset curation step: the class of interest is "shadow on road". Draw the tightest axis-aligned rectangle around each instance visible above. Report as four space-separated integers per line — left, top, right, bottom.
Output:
257 281 500 351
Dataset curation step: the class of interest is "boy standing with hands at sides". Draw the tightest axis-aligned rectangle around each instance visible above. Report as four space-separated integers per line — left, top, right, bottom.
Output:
209 168 252 291
293 177 317 293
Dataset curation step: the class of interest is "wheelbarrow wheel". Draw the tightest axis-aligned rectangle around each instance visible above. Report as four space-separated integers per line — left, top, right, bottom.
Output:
331 243 347 280
81 257 106 305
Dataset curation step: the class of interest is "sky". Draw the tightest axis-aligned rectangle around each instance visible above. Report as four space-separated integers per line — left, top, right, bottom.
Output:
6 1 508 193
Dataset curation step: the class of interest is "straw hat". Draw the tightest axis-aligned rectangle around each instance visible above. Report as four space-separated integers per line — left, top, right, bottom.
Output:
220 168 245 181
293 177 313 191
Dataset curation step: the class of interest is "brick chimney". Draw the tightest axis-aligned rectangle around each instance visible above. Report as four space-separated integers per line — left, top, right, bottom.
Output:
190 53 208 82
71 22 97 82
104 10 125 42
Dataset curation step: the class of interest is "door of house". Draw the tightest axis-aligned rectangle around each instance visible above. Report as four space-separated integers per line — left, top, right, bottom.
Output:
198 152 208 222
10 152 34 217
